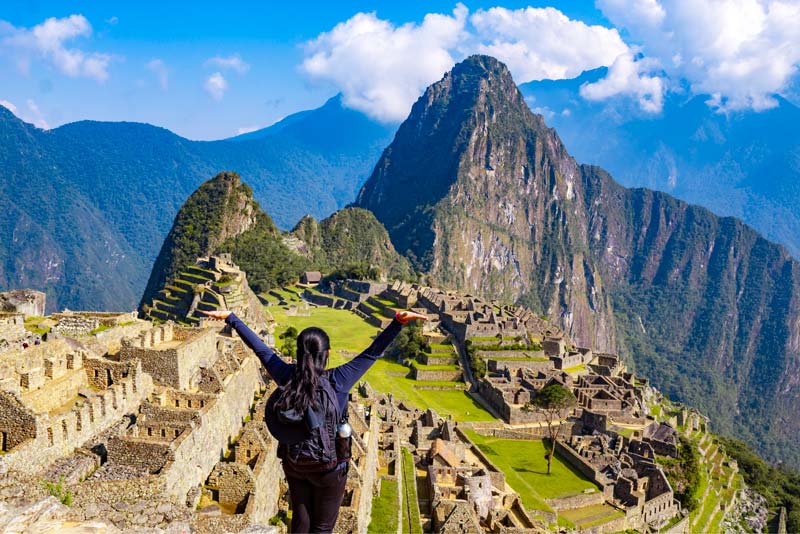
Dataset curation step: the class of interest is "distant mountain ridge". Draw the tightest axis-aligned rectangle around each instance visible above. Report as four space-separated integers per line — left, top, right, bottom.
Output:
356 54 800 468
0 96 395 312
520 71 800 257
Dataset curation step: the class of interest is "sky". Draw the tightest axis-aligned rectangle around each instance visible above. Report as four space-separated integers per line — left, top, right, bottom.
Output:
0 0 798 140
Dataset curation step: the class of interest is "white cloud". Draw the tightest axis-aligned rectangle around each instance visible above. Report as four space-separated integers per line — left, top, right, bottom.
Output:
236 125 260 135
471 6 629 81
106 16 119 25
146 58 169 90
580 52 665 112
205 54 249 74
204 72 228 100
25 99 48 129
0 99 17 113
1 14 113 81
596 0 800 111
301 5 469 122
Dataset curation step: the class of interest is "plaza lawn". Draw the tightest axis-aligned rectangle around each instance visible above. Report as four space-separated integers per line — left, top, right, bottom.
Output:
367 478 399 534
560 503 624 528
463 430 599 508
267 304 495 422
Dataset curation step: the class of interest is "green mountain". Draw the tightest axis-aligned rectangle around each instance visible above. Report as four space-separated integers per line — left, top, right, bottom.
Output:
141 174 411 312
290 207 412 281
0 95 394 312
356 55 800 468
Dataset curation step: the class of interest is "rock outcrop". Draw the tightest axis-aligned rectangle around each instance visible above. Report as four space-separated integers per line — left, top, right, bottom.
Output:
356 55 800 468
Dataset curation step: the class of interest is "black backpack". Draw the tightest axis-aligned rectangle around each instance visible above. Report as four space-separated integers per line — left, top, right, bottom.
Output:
265 370 348 471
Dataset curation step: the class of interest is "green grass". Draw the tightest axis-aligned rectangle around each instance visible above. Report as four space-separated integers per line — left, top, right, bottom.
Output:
463 430 599 510
564 364 587 373
411 362 460 371
483 355 550 361
559 503 624 527
401 448 422 534
368 478 399 534
267 304 494 422
89 324 113 335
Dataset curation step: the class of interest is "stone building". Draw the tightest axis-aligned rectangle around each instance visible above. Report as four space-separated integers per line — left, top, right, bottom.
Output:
0 289 47 316
0 338 153 474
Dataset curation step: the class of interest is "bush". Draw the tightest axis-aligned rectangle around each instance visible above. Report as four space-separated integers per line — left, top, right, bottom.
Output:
465 340 486 378
389 322 430 362
43 475 73 506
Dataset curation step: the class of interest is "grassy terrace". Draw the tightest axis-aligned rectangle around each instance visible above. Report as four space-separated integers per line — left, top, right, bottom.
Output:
463 430 599 517
368 478 399 534
411 362 461 371
268 302 494 422
401 448 422 534
559 503 624 528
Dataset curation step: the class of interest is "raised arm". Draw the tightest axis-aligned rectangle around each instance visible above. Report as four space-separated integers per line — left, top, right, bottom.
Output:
201 310 292 385
331 310 427 392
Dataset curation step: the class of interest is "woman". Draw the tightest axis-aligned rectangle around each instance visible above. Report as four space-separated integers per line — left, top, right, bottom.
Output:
202 308 426 533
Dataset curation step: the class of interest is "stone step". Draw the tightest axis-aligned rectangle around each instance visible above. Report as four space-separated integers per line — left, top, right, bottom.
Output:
173 279 197 293
185 265 217 279
180 271 213 285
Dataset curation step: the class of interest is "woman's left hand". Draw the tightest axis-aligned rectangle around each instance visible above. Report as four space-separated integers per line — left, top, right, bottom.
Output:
200 310 232 320
396 310 428 324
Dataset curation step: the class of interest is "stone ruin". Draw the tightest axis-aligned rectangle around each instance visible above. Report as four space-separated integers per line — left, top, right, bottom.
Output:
0 289 47 317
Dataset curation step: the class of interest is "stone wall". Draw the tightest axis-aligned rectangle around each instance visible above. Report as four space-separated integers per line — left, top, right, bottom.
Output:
119 326 217 390
159 354 264 501
0 289 46 317
554 440 613 498
487 358 553 373
546 490 604 511
0 359 153 474
412 367 463 382
0 314 26 347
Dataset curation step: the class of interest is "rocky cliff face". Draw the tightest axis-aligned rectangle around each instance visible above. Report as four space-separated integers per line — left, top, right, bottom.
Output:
356 56 616 351
356 55 800 467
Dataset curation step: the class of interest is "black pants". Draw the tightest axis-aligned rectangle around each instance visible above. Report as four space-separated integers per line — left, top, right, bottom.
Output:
284 462 348 533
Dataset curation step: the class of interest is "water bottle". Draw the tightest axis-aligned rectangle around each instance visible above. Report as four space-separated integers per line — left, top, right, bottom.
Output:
337 421 352 438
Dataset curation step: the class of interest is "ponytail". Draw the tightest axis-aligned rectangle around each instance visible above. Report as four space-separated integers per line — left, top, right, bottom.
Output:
276 327 330 413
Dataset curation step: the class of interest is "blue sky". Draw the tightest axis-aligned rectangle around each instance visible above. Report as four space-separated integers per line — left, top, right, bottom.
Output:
1 1 797 139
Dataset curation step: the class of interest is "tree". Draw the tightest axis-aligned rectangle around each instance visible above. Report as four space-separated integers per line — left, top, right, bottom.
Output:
528 383 577 474
279 326 298 360
389 321 430 362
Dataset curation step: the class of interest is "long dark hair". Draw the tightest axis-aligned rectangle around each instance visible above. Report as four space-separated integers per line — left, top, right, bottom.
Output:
276 327 330 413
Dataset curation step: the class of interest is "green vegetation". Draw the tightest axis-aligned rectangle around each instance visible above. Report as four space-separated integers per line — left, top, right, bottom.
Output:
89 324 113 335
559 503 624 529
279 326 298 360
42 476 73 506
368 478 399 534
464 430 598 509
659 437 702 511
268 303 493 421
390 321 430 363
464 339 486 378
24 316 51 336
527 384 578 474
401 448 422 534
719 436 800 532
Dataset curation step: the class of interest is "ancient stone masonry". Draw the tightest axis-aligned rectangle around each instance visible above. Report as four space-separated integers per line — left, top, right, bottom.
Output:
142 254 268 332
0 289 46 317
0 338 153 474
0 313 27 353
52 311 138 337
367 390 547 534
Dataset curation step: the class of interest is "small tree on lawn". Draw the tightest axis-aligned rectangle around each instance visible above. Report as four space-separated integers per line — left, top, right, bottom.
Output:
279 326 298 360
528 383 577 475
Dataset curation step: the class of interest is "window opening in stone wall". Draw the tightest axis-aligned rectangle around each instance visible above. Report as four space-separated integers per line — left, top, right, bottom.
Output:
106 369 113 386
174 429 180 438
62 420 68 441
0 431 6 452
175 399 180 408
47 427 53 446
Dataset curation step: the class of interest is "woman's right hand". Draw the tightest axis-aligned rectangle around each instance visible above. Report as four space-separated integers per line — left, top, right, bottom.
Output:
396 310 428 324
199 310 232 320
